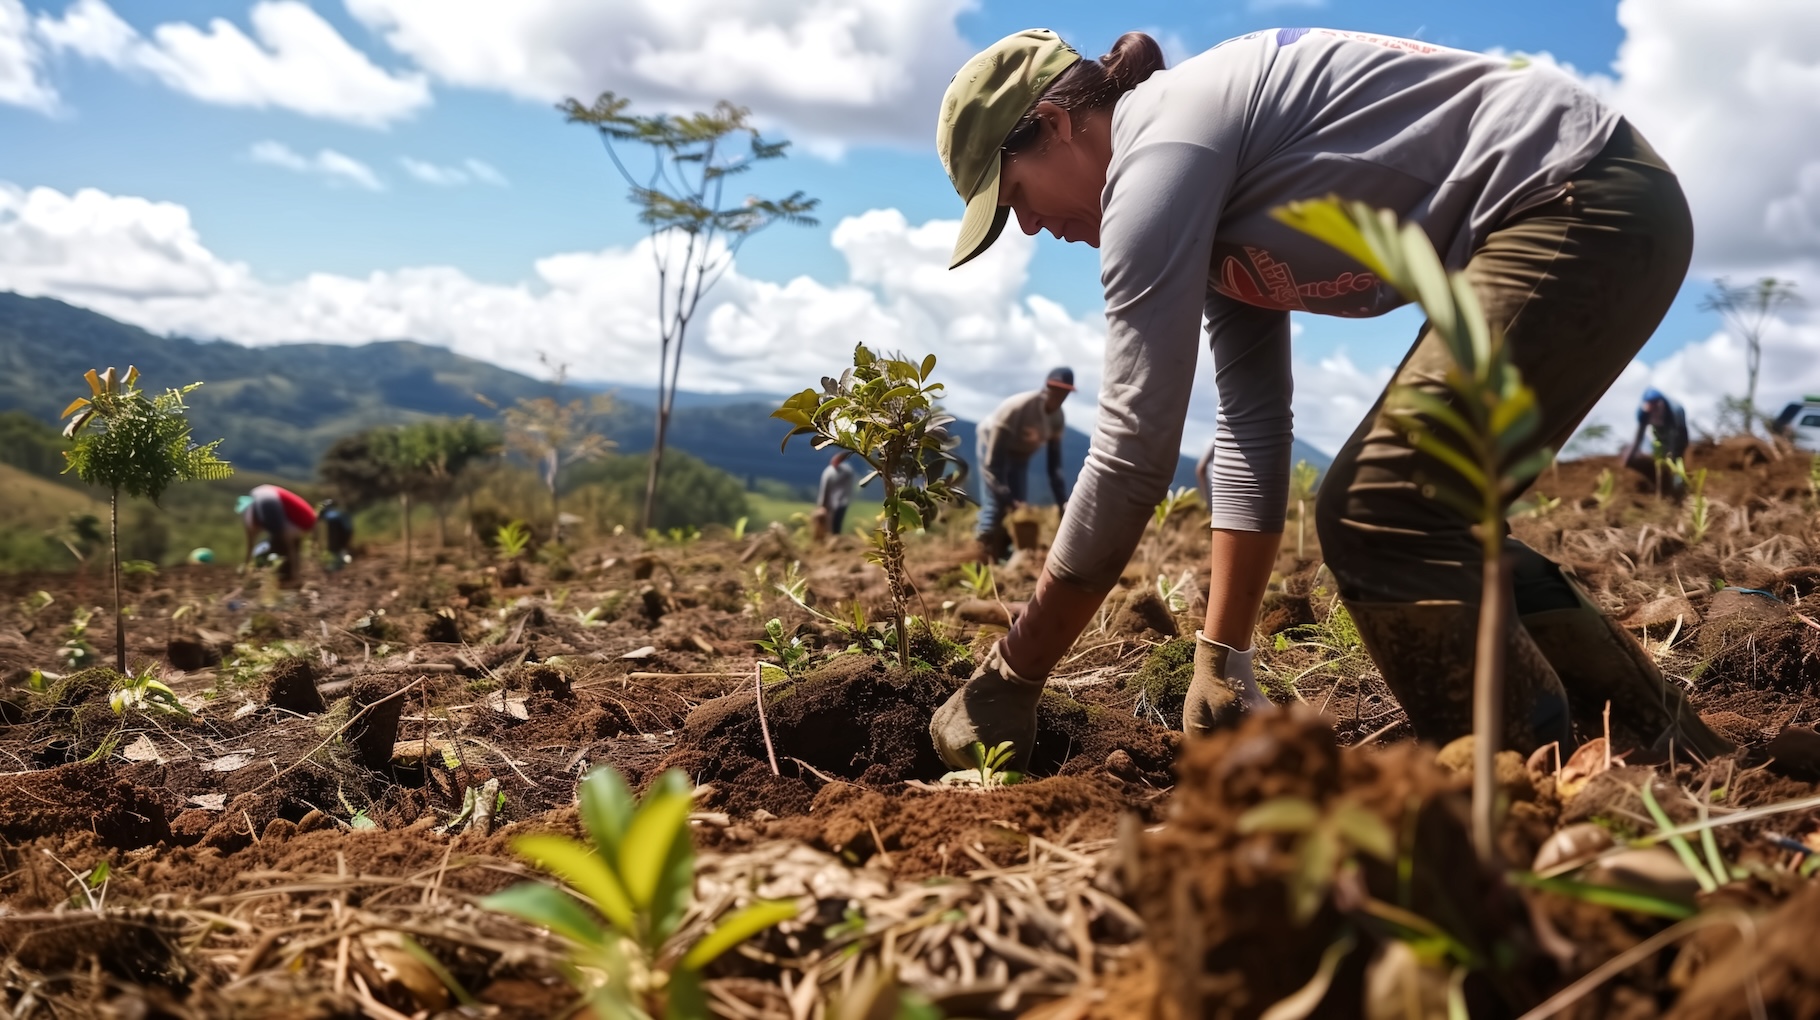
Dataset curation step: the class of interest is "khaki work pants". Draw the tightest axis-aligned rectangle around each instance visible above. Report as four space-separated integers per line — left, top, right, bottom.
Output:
1316 120 1695 747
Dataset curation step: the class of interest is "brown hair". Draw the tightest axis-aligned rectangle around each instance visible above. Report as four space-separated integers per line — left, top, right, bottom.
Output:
1003 32 1166 152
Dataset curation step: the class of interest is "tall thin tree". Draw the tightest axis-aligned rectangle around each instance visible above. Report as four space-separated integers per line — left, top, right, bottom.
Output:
560 93 819 531
62 367 232 672
1702 277 1801 434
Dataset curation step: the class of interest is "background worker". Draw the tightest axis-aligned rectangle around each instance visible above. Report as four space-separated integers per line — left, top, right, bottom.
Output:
928 27 1731 769
816 452 859 539
1620 387 1690 497
975 367 1075 561
238 483 316 583
318 498 354 568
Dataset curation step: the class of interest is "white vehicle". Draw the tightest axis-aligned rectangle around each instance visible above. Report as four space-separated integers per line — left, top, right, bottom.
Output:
1772 397 1820 452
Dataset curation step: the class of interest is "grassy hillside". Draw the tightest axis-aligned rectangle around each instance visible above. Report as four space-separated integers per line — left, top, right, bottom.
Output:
0 292 1334 503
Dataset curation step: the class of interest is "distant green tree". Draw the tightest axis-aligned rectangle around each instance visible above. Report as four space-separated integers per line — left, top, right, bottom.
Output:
399 417 503 549
317 430 402 509
563 449 750 532
0 411 72 478
560 92 819 532
61 366 232 671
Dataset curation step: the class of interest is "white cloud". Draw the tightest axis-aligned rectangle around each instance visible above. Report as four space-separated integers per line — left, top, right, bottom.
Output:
398 156 508 187
35 0 430 127
248 141 383 191
0 0 56 111
1597 0 1820 276
344 0 974 150
0 179 1407 457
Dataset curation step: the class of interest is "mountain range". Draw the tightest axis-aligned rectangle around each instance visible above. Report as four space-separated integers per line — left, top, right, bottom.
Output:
0 291 1330 501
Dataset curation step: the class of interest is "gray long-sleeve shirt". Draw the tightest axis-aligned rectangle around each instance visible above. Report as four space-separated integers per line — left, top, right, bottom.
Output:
1048 27 1618 591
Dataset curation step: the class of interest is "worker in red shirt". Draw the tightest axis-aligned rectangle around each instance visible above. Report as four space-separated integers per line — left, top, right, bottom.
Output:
238 484 317 583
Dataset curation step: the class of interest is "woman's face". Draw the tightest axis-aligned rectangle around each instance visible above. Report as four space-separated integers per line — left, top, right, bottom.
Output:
998 101 1110 247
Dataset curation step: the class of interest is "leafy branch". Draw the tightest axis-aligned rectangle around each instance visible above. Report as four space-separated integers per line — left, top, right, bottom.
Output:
1275 198 1551 868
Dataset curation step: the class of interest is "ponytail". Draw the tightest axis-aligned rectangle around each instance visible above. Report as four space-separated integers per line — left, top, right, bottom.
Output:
1003 32 1166 152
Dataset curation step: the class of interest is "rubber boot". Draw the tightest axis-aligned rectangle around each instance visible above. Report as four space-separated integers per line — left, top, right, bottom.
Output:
1182 632 1272 739
1345 600 1574 754
1520 584 1733 760
929 641 1044 770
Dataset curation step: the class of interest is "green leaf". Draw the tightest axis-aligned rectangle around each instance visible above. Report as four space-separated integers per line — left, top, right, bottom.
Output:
481 882 611 945
920 353 937 380
679 899 801 970
1271 198 1390 280
579 766 636 859
1390 387 1480 445
1639 781 1718 893
1329 802 1396 861
1506 871 1695 920
1238 797 1321 834
511 833 637 934
618 777 694 910
664 966 707 1020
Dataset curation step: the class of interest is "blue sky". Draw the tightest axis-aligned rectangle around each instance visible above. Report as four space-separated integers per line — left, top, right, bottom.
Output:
1 0 1816 454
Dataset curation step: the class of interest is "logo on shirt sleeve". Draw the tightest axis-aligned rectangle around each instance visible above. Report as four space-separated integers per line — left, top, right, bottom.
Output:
1212 247 1381 313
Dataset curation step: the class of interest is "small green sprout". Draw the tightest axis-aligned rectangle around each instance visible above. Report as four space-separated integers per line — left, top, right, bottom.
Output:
957 561 996 600
484 766 800 1018
1593 467 1616 509
755 618 811 683
494 520 532 560
1238 795 1395 923
941 740 1023 790
110 666 190 717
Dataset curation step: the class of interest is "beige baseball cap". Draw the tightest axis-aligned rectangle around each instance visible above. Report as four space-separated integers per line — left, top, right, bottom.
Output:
936 29 1081 269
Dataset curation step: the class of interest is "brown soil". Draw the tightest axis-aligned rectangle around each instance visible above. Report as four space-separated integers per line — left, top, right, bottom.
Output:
4 446 1820 1016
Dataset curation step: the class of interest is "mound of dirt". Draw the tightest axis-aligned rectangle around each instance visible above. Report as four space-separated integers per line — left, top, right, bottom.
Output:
1110 588 1179 642
799 776 1137 879
0 762 171 850
264 657 325 714
1118 706 1493 1020
676 655 951 791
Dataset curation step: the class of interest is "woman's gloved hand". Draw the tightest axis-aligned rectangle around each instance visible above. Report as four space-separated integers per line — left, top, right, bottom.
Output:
1183 631 1272 739
929 640 1046 769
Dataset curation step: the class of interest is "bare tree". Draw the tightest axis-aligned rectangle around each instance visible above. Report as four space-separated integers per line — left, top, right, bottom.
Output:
560 93 818 532
1702 277 1802 434
481 362 613 543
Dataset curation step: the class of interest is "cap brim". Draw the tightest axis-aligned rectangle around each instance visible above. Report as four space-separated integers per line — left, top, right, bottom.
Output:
1046 381 1075 391
949 160 1010 269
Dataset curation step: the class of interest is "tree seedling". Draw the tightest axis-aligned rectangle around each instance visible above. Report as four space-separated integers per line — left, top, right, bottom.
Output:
562 93 818 532
109 665 190 717
1593 467 1617 510
940 740 1023 790
755 618 812 684
494 521 533 561
483 766 799 1018
61 366 232 672
1238 794 1396 923
1666 458 1711 544
1276 198 1552 869
774 344 969 667
957 561 996 601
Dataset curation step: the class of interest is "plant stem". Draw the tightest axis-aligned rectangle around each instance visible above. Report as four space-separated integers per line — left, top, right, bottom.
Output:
1473 532 1509 870
754 664 780 776
110 487 124 673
